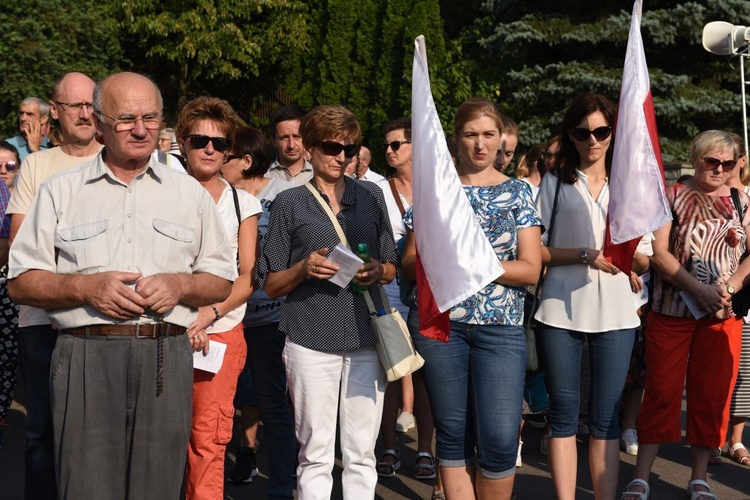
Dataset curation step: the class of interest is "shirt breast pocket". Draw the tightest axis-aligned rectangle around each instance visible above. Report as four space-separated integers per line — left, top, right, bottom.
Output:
152 218 196 273
58 220 110 273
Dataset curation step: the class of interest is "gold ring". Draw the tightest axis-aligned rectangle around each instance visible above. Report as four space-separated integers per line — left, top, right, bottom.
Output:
313 266 318 273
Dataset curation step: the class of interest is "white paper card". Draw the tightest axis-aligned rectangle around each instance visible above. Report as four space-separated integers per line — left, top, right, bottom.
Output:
326 243 364 288
679 290 709 319
193 339 227 373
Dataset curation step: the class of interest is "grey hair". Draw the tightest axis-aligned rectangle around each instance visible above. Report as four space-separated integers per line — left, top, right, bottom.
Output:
21 97 49 117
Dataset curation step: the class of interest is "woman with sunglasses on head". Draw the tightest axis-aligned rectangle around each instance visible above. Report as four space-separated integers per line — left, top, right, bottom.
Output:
401 98 543 500
534 93 651 500
0 141 18 450
176 97 263 500
220 126 297 496
256 105 397 499
621 130 750 500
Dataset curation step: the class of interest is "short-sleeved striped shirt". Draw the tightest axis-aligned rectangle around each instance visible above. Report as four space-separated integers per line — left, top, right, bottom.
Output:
256 176 397 352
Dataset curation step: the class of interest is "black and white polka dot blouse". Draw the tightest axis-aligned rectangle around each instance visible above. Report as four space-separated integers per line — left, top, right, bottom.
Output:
255 176 397 352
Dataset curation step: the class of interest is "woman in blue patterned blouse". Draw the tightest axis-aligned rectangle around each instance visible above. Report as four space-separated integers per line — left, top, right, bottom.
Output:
402 97 543 500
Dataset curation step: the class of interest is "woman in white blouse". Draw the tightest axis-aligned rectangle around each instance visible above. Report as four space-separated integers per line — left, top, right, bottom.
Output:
177 97 262 500
534 94 649 500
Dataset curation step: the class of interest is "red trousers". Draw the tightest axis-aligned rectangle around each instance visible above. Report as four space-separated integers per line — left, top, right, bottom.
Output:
185 323 247 500
637 312 741 447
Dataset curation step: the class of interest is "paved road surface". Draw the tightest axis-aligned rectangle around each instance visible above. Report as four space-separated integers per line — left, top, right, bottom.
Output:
2 380 749 498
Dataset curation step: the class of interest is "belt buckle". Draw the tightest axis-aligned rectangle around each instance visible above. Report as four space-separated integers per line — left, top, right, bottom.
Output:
134 323 155 339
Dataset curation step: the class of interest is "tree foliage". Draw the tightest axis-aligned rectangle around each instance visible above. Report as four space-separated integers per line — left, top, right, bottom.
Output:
0 0 123 135
459 0 750 161
120 0 309 120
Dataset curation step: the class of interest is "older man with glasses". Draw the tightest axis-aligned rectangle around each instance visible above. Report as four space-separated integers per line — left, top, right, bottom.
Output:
8 72 236 499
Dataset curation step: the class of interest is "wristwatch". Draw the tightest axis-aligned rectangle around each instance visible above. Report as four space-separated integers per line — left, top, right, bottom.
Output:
580 248 588 265
724 282 736 296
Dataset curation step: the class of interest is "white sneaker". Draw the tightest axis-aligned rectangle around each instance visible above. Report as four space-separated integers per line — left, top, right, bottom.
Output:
516 440 523 467
620 428 639 456
396 411 415 432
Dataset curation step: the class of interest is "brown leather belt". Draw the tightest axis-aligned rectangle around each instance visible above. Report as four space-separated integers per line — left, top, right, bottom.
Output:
65 323 187 339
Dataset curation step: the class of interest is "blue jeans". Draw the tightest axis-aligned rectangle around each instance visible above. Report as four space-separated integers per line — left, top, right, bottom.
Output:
409 312 525 479
245 323 295 499
535 324 635 440
18 324 58 500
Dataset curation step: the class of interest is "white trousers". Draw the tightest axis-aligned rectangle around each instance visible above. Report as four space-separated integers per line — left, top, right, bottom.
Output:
283 338 387 500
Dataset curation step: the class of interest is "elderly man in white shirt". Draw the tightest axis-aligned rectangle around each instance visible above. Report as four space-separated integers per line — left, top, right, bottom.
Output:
8 72 235 500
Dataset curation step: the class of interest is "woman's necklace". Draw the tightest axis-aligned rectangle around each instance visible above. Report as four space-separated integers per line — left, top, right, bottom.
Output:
705 193 719 209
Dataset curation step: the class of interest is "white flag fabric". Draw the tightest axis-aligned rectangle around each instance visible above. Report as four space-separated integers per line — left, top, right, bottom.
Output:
605 0 671 271
411 35 504 313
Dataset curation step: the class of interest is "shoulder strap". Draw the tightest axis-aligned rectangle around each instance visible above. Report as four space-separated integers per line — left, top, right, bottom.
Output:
387 177 406 216
231 185 241 224
305 183 349 248
731 187 744 220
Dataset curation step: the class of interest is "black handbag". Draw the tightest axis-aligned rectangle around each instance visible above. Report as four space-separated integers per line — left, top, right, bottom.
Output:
729 187 750 316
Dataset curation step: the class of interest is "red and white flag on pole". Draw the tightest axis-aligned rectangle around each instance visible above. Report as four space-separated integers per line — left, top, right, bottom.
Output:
604 0 671 272
411 35 504 341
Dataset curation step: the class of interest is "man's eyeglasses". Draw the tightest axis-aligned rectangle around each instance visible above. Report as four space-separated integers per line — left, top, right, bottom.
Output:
702 156 736 171
0 161 19 173
54 101 94 112
97 111 162 132
569 126 613 142
317 141 360 158
184 135 231 152
383 140 412 152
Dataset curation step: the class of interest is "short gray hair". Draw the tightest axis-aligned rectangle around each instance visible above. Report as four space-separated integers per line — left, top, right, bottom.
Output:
21 97 49 117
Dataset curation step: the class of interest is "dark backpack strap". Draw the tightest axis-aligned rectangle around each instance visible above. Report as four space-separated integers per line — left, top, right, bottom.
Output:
231 185 241 224
387 177 406 216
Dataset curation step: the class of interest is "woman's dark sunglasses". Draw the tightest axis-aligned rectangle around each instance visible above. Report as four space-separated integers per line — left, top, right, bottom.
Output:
184 134 230 152
702 156 736 171
0 161 19 173
570 126 613 142
317 141 361 158
382 140 412 152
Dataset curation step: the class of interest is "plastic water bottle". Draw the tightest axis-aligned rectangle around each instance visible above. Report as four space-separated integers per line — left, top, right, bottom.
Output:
351 243 370 293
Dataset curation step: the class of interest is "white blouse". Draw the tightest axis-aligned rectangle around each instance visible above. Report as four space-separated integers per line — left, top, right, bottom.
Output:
206 180 262 334
533 170 652 332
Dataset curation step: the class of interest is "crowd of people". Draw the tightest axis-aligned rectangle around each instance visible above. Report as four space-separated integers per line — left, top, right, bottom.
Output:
0 69 747 500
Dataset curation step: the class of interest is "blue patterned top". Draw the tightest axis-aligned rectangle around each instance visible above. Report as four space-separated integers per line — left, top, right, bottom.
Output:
404 179 542 325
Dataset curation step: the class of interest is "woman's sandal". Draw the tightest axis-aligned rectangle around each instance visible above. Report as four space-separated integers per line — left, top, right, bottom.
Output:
376 449 401 478
686 479 717 500
620 478 650 500
730 442 750 465
414 451 437 480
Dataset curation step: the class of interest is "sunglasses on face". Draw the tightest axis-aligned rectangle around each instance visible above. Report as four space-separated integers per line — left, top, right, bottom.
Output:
382 140 412 152
223 154 245 163
0 161 19 173
184 134 230 152
570 126 613 142
702 156 736 171
317 141 361 158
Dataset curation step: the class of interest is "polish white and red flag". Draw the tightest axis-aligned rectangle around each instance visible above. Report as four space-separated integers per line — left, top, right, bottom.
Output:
604 0 671 272
410 35 504 341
